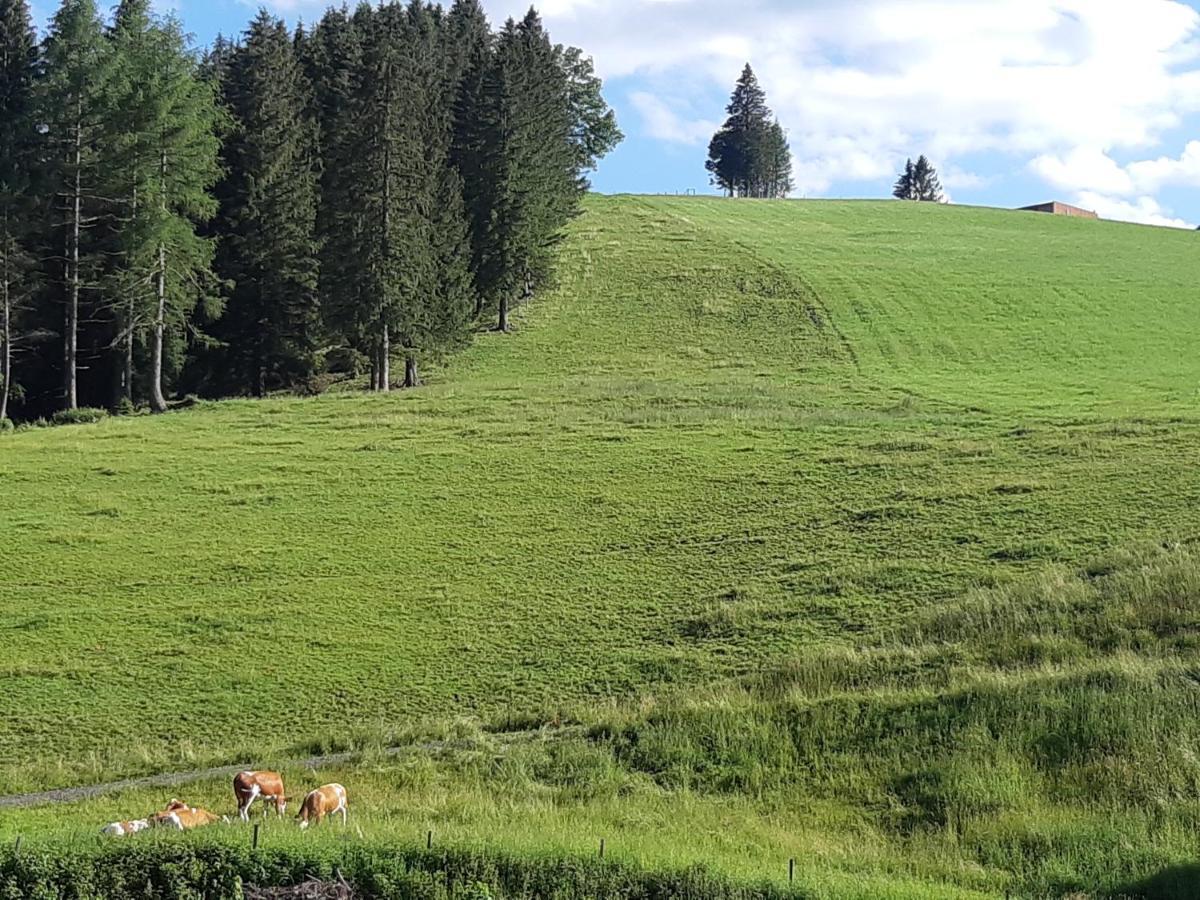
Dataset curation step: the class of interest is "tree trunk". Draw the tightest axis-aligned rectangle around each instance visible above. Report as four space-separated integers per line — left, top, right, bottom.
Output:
64 111 81 410
497 293 509 332
149 150 168 414
120 186 137 407
149 239 167 413
1 232 10 423
122 305 133 404
379 323 390 392
404 353 418 388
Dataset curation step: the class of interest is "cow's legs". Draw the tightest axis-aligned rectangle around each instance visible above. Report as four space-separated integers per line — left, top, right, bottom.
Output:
339 805 347 825
239 785 260 821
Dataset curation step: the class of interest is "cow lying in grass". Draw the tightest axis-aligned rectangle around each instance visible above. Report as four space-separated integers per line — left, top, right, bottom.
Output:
100 819 149 837
149 799 224 830
297 783 348 830
234 770 288 820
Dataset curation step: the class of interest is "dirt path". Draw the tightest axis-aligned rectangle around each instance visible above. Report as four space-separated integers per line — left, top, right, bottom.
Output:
0 744 444 811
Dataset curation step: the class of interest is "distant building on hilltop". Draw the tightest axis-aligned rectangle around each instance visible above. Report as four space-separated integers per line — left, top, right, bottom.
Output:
1017 201 1098 219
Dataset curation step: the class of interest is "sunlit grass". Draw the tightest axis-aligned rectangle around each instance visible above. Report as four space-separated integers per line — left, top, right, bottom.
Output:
4 196 1200 896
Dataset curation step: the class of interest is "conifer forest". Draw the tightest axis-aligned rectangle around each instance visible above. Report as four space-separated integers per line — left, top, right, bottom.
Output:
0 0 621 420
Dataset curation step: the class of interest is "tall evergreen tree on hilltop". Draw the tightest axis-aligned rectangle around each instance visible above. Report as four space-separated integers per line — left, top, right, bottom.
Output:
706 64 791 199
0 0 40 421
893 154 943 202
214 11 321 397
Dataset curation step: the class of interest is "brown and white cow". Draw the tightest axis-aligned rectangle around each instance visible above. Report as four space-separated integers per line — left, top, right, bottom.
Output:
100 819 149 837
233 770 287 820
296 783 347 830
149 799 223 830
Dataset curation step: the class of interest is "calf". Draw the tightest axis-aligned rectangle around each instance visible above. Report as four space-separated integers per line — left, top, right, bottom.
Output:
150 800 222 830
233 770 287 820
297 783 347 830
100 819 149 837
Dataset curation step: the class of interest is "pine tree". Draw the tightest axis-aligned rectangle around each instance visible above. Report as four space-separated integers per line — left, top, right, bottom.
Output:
707 64 774 198
478 12 575 332
110 13 221 412
757 120 793 199
894 155 943 202
0 0 39 421
103 0 161 407
325 1 423 391
446 0 492 315
215 11 321 396
40 0 112 410
305 4 371 381
705 64 789 199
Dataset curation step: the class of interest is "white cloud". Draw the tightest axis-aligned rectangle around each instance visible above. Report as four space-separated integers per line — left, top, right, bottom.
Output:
1127 140 1200 192
480 0 1200 222
1029 148 1135 196
629 93 717 146
940 167 990 191
248 0 1200 225
1075 191 1195 229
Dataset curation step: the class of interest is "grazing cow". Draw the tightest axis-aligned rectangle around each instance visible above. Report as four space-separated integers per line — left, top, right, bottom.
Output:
297 783 348 830
100 819 149 837
149 800 222 830
233 770 287 820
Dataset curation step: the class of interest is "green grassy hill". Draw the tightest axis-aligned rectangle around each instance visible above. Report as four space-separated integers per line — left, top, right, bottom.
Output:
3 196 1200 898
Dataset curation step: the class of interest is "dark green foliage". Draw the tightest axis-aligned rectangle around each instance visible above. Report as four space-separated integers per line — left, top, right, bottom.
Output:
210 11 321 396
0 840 803 900
706 65 791 199
39 0 112 411
475 12 578 331
7 0 619 417
893 155 943 202
0 0 39 423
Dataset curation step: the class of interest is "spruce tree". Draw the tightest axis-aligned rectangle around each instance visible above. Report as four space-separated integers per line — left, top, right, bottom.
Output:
478 12 575 332
446 0 492 314
40 0 112 409
326 1 423 391
103 0 160 406
306 4 371 380
706 64 789 199
119 14 221 411
894 155 943 202
215 11 321 396
0 0 39 421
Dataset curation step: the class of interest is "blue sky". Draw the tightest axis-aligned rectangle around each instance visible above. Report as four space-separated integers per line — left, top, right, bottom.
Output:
35 0 1200 227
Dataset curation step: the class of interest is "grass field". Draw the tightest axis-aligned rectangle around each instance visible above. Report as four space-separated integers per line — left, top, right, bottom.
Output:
3 196 1200 897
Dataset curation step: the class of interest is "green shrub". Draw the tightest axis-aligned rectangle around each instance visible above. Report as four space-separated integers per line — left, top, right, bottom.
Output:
0 417 12 433
0 840 804 900
50 407 109 427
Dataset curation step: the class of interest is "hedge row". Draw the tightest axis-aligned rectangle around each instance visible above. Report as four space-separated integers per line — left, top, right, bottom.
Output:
0 840 805 899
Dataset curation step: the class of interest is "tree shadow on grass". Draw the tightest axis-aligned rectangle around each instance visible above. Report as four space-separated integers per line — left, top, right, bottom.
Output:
1110 864 1200 900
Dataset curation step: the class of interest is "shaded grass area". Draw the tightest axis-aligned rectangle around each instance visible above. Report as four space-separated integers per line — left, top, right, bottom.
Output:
4 196 1200 896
